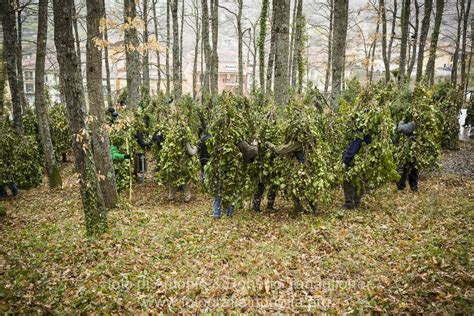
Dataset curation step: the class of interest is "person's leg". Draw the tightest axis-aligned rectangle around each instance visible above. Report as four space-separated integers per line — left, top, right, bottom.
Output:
292 195 303 212
266 185 277 211
397 167 409 191
252 182 265 212
0 185 6 198
167 185 177 201
342 179 356 209
226 204 234 217
183 182 192 202
10 183 18 196
213 196 221 218
408 168 419 192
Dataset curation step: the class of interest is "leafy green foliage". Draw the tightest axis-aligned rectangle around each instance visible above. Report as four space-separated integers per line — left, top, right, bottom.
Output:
432 83 463 150
341 84 400 190
48 103 71 161
395 84 441 171
156 100 200 187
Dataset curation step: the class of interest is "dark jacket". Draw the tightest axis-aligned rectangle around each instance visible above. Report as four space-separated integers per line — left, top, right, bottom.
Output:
151 131 165 150
135 131 150 149
343 135 372 165
198 134 211 167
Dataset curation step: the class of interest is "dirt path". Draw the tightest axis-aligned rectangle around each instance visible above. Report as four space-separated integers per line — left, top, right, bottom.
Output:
439 141 474 178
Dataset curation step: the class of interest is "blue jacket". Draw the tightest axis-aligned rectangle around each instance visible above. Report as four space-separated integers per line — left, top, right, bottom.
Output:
343 135 372 165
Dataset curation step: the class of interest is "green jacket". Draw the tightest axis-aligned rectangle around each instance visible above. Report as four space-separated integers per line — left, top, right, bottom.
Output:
111 145 125 161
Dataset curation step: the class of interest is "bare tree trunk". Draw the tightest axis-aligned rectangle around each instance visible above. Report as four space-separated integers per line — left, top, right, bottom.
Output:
252 27 257 93
102 0 113 108
258 0 269 91
289 0 298 86
166 0 171 95
53 0 107 236
399 0 410 84
331 0 349 100
86 0 118 208
152 0 161 94
380 0 390 81
201 0 211 98
15 0 27 111
291 0 303 92
179 0 185 85
124 0 141 106
72 2 83 77
266 5 276 93
450 0 465 85
324 0 334 92
387 0 397 66
171 0 182 100
415 0 432 82
465 20 474 93
407 0 419 82
460 0 471 92
142 0 150 94
425 0 444 86
273 0 290 106
192 1 200 100
34 0 62 188
237 0 244 94
210 0 219 96
1 0 23 135
369 16 380 83
0 43 6 117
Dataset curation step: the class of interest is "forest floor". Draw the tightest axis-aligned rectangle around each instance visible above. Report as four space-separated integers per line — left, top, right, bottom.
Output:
0 142 473 313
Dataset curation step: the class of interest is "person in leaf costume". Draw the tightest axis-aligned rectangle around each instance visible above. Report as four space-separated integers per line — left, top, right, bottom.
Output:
156 104 199 202
340 85 399 209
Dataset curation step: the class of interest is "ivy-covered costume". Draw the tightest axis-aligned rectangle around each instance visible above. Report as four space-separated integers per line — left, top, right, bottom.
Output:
396 121 418 191
342 135 372 209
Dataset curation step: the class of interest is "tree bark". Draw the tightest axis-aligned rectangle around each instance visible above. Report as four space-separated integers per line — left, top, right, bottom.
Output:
387 0 397 66
258 0 269 92
460 0 471 92
369 14 380 84
53 0 107 236
142 0 150 93
289 0 298 86
201 0 211 98
425 0 444 86
72 2 83 77
450 0 465 85
152 0 161 94
15 0 27 111
86 0 118 208
399 0 410 84
102 0 113 108
124 0 141 106
331 0 349 100
291 0 303 92
266 8 276 92
192 1 200 100
166 0 171 95
210 0 219 96
237 0 244 95
324 0 334 92
380 0 390 81
171 0 181 100
179 0 185 85
34 0 62 189
273 0 290 106
415 0 432 82
407 0 419 82
1 0 23 135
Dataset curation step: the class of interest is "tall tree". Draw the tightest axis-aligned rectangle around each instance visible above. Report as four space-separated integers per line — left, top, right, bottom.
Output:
273 0 290 106
450 0 465 84
166 0 171 95
142 0 151 93
406 0 419 81
415 0 432 82
1 0 23 135
331 0 349 100
191 0 201 100
86 0 118 208
258 0 269 91
71 2 83 76
288 0 298 85
53 0 107 235
399 0 410 84
152 0 161 94
34 0 62 188
387 0 397 67
171 0 182 100
210 0 219 96
102 0 113 108
179 0 185 85
201 0 211 98
15 0 27 111
291 0 304 92
460 0 471 92
124 0 141 106
266 8 276 92
425 0 444 86
324 0 334 92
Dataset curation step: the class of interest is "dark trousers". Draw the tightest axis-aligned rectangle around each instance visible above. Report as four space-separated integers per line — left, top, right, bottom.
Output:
397 166 418 191
343 179 363 209
252 182 277 211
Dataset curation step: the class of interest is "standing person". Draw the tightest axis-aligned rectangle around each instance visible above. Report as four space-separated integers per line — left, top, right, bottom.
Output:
198 130 211 182
341 134 372 209
395 120 418 191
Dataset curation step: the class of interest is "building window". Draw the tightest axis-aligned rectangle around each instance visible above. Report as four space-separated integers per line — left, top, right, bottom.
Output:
24 71 33 80
25 83 34 93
